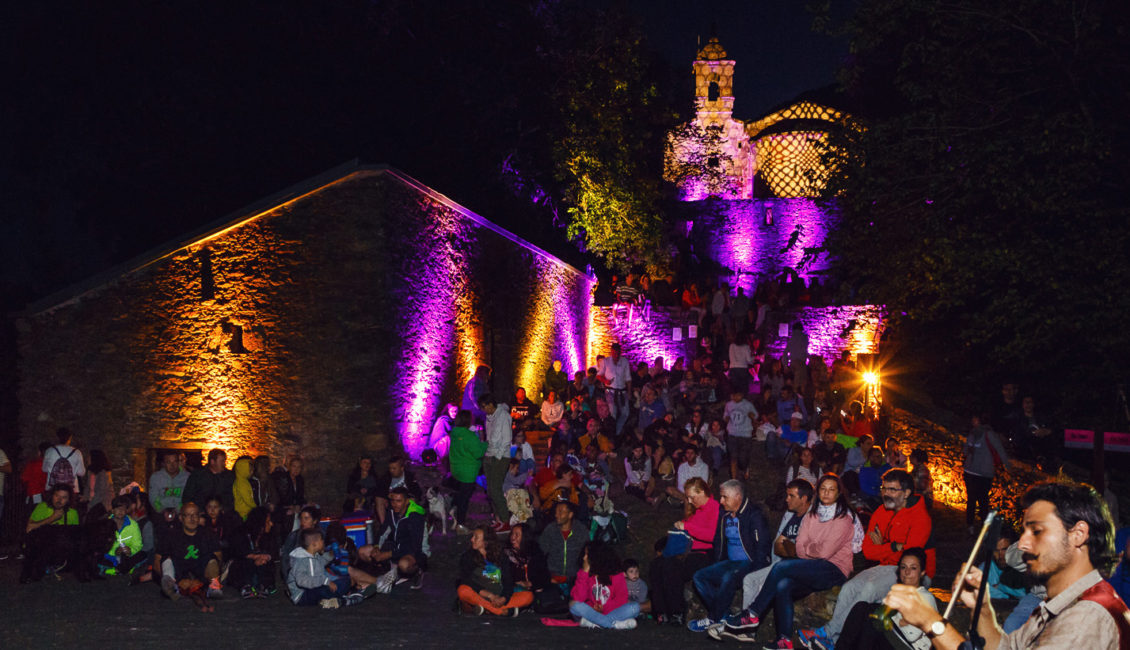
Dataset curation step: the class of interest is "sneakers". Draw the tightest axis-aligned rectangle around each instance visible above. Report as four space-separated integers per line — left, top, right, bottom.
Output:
319 597 340 609
208 577 224 599
723 613 761 633
764 640 794 649
508 606 521 617
669 613 685 627
161 574 181 601
375 567 398 594
492 521 512 534
612 618 638 630
579 618 599 629
341 592 365 607
240 585 257 599
459 601 484 616
410 571 425 590
687 617 718 632
797 627 833 650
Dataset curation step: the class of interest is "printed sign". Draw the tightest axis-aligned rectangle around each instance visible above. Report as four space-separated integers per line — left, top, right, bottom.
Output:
1064 429 1130 452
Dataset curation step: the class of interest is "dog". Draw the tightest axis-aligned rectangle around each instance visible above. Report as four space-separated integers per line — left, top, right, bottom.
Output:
425 487 457 535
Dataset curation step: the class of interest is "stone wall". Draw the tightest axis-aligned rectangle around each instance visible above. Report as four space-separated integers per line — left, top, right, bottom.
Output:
889 409 1048 531
688 198 838 295
17 168 592 504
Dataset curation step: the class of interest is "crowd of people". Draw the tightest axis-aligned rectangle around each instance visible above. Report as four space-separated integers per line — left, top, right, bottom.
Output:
2 306 1128 649
11 425 429 611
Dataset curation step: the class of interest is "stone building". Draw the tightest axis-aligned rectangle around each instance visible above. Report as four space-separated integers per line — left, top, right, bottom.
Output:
16 163 592 502
665 36 848 201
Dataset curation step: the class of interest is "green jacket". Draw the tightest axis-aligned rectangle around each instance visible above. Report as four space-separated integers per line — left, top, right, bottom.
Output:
449 426 487 483
110 515 143 557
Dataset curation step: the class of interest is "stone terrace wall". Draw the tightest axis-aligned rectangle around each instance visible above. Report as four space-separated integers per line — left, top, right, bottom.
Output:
17 169 591 504
688 198 837 295
890 409 1048 531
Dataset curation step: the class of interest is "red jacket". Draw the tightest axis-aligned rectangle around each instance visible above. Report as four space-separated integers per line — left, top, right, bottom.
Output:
862 495 935 577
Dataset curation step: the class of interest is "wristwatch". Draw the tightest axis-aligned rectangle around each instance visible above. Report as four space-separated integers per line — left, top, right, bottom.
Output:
926 618 947 639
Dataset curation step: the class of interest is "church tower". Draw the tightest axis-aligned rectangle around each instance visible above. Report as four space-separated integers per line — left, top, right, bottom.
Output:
693 37 736 127
664 35 754 200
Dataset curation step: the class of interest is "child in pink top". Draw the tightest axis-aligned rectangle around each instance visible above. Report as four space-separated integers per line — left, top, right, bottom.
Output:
569 542 640 629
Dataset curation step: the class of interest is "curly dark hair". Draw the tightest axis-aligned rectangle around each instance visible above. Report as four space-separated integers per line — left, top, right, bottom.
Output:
1020 481 1117 576
583 541 621 587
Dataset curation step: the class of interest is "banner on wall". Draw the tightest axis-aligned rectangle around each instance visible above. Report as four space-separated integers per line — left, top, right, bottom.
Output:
1063 429 1130 452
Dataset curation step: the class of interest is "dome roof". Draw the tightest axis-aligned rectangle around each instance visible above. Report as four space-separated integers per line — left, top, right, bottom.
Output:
696 37 727 61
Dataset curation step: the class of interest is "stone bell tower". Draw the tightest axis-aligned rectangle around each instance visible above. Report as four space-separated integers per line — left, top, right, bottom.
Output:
664 35 754 200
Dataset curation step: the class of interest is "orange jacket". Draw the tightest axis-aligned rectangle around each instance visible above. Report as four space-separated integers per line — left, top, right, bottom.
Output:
862 495 935 577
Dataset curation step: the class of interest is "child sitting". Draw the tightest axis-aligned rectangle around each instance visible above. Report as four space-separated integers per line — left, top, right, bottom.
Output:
512 431 536 476
286 528 363 608
502 458 530 495
623 558 650 615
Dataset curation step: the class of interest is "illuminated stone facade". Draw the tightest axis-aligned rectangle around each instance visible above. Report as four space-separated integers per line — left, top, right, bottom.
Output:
665 38 846 200
665 37 755 200
17 165 592 501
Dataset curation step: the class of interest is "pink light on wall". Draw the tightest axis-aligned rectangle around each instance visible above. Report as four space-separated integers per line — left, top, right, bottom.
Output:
691 199 836 295
763 304 886 364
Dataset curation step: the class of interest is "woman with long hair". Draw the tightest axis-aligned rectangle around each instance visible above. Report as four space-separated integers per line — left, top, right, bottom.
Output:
835 547 936 650
84 449 113 513
230 506 279 598
711 474 859 646
456 525 534 616
345 456 377 507
785 447 822 488
569 541 639 629
503 523 549 593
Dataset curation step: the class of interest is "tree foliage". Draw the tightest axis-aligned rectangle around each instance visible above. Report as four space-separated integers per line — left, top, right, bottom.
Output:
819 0 1130 421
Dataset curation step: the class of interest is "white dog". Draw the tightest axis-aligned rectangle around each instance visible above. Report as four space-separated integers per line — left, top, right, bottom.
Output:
425 487 456 535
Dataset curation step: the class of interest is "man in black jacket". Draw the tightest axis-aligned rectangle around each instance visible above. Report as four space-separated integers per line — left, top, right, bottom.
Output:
270 456 305 540
687 479 771 632
182 449 235 512
360 487 427 591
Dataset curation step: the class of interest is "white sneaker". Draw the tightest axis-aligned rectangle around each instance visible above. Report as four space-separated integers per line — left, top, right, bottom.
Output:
319 597 340 609
375 566 398 594
579 618 599 629
613 618 638 630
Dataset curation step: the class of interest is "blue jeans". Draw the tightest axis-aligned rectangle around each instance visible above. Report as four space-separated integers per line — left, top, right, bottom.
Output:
1003 592 1042 633
694 560 758 621
607 390 629 436
295 576 351 606
748 558 847 635
570 600 640 628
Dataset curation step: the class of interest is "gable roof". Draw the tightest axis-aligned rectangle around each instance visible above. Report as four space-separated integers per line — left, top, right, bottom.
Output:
22 161 586 317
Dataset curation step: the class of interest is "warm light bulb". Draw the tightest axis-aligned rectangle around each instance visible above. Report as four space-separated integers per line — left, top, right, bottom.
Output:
862 371 879 385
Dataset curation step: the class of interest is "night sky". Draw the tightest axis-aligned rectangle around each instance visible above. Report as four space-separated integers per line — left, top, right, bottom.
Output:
0 1 848 313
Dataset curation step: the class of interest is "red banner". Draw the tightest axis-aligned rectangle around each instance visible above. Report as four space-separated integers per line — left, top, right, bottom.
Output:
1064 429 1130 452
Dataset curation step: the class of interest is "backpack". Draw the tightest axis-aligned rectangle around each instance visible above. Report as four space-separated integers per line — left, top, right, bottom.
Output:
49 446 76 488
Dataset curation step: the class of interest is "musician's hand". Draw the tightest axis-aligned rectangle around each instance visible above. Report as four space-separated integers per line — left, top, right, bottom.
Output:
883 583 940 631
953 563 990 611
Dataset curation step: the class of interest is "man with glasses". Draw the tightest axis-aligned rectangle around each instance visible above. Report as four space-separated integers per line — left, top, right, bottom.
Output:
154 502 223 601
799 468 934 649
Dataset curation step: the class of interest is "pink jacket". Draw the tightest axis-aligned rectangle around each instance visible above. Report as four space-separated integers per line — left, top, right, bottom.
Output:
795 512 856 578
571 571 630 614
682 497 721 551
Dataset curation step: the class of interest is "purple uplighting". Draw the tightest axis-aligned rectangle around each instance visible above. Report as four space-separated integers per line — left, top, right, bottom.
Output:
691 198 836 295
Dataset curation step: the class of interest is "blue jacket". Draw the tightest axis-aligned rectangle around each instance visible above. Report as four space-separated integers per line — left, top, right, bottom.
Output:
711 497 771 569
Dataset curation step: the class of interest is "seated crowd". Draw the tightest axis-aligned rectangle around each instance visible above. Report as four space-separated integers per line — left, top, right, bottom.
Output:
10 331 1128 650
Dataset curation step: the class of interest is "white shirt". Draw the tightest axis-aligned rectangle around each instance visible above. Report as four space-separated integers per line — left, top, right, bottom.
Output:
600 356 632 390
677 459 710 493
724 399 758 438
42 444 85 492
485 404 513 459
729 343 754 370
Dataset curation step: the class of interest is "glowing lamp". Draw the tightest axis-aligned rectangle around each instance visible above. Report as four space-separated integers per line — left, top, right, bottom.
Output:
862 371 880 386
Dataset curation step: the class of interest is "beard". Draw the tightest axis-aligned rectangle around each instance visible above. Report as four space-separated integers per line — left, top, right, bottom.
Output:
1024 533 1072 584
882 496 898 510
